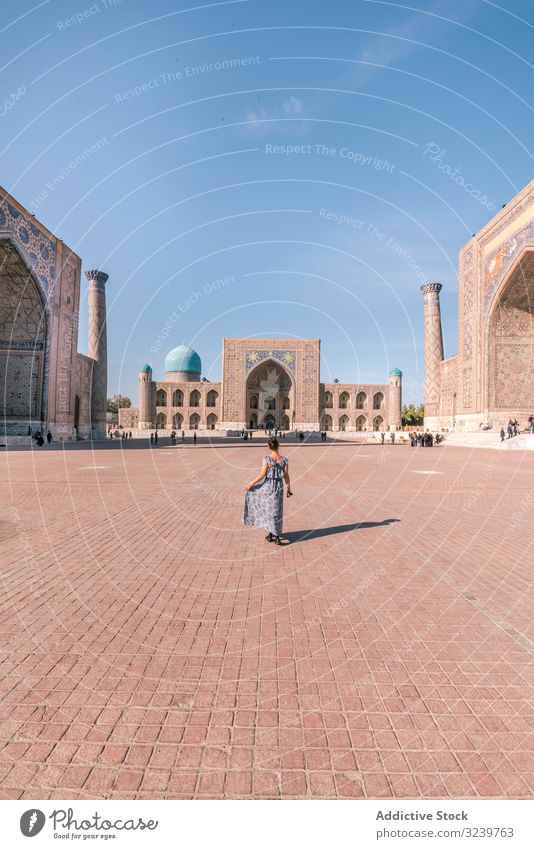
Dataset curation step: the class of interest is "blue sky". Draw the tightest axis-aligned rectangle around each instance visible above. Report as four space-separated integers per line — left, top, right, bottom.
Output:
2 0 533 402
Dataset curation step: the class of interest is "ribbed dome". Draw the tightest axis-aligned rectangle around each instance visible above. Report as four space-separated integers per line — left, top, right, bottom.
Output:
140 363 152 372
164 344 201 376
389 368 402 376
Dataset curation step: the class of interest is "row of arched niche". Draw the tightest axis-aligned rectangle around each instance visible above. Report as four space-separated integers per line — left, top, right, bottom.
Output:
155 388 218 407
322 390 385 409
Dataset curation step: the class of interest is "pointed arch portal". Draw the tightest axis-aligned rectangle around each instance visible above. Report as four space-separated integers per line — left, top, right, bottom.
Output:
0 240 46 432
487 250 534 413
246 359 293 429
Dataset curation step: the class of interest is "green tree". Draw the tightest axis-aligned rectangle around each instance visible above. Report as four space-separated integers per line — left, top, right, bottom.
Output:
401 403 424 426
107 395 131 414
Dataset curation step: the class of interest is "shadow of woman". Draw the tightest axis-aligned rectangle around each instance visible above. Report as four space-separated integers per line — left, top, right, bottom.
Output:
284 518 400 543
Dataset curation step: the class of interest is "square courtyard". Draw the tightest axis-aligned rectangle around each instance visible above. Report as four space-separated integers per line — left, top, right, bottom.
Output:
0 438 532 799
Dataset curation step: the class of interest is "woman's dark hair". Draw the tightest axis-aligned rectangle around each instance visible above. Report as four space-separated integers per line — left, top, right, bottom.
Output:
267 437 279 450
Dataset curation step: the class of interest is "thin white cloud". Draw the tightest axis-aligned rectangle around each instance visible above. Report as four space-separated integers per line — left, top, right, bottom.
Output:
243 97 307 136
283 95 303 115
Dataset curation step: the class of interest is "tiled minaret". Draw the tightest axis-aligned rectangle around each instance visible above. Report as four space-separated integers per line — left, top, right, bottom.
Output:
138 364 153 429
86 269 109 440
388 369 402 430
421 282 444 428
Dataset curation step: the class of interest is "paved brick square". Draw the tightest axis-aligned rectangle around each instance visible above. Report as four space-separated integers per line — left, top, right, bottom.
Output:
0 437 532 799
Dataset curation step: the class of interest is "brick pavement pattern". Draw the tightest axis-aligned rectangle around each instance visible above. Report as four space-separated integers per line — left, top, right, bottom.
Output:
0 437 532 799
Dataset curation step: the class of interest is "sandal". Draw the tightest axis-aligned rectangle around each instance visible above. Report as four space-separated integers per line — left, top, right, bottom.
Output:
265 533 273 542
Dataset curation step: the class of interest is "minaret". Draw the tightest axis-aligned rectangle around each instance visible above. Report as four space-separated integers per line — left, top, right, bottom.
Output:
138 364 153 429
86 269 109 440
421 282 444 427
388 369 402 430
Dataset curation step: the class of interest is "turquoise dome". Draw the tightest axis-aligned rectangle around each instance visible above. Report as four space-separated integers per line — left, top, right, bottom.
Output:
140 363 152 372
389 368 402 376
164 344 201 375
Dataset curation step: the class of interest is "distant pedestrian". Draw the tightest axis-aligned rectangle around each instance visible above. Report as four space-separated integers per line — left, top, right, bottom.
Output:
150 433 154 445
380 432 385 444
390 432 395 444
28 425 32 437
182 430 185 441
46 431 52 444
36 433 44 446
129 431 132 439
299 431 304 443
193 431 197 444
154 431 158 445
500 427 505 443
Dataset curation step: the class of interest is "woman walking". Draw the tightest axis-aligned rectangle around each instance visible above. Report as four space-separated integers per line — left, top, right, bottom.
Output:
243 437 292 544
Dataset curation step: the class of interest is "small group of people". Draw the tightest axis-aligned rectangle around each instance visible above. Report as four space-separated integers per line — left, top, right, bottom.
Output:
28 426 52 446
380 432 396 444
319 430 328 442
501 419 521 441
410 431 442 447
296 430 305 443
170 429 192 444
240 429 254 441
108 429 132 440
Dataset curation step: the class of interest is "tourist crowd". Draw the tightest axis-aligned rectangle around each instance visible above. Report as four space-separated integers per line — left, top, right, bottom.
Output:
408 431 444 447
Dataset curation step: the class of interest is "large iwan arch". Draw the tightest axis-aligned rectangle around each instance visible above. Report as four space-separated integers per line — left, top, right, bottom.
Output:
245 359 293 429
0 240 46 432
486 250 534 415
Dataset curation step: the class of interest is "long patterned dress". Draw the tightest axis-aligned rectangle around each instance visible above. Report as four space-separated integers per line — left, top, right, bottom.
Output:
242 455 287 536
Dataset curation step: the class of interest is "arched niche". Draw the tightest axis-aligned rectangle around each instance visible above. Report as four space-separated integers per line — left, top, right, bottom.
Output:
0 239 46 432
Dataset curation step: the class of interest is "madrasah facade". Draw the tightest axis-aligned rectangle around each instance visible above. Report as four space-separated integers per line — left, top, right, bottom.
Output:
421 178 534 431
119 339 402 433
